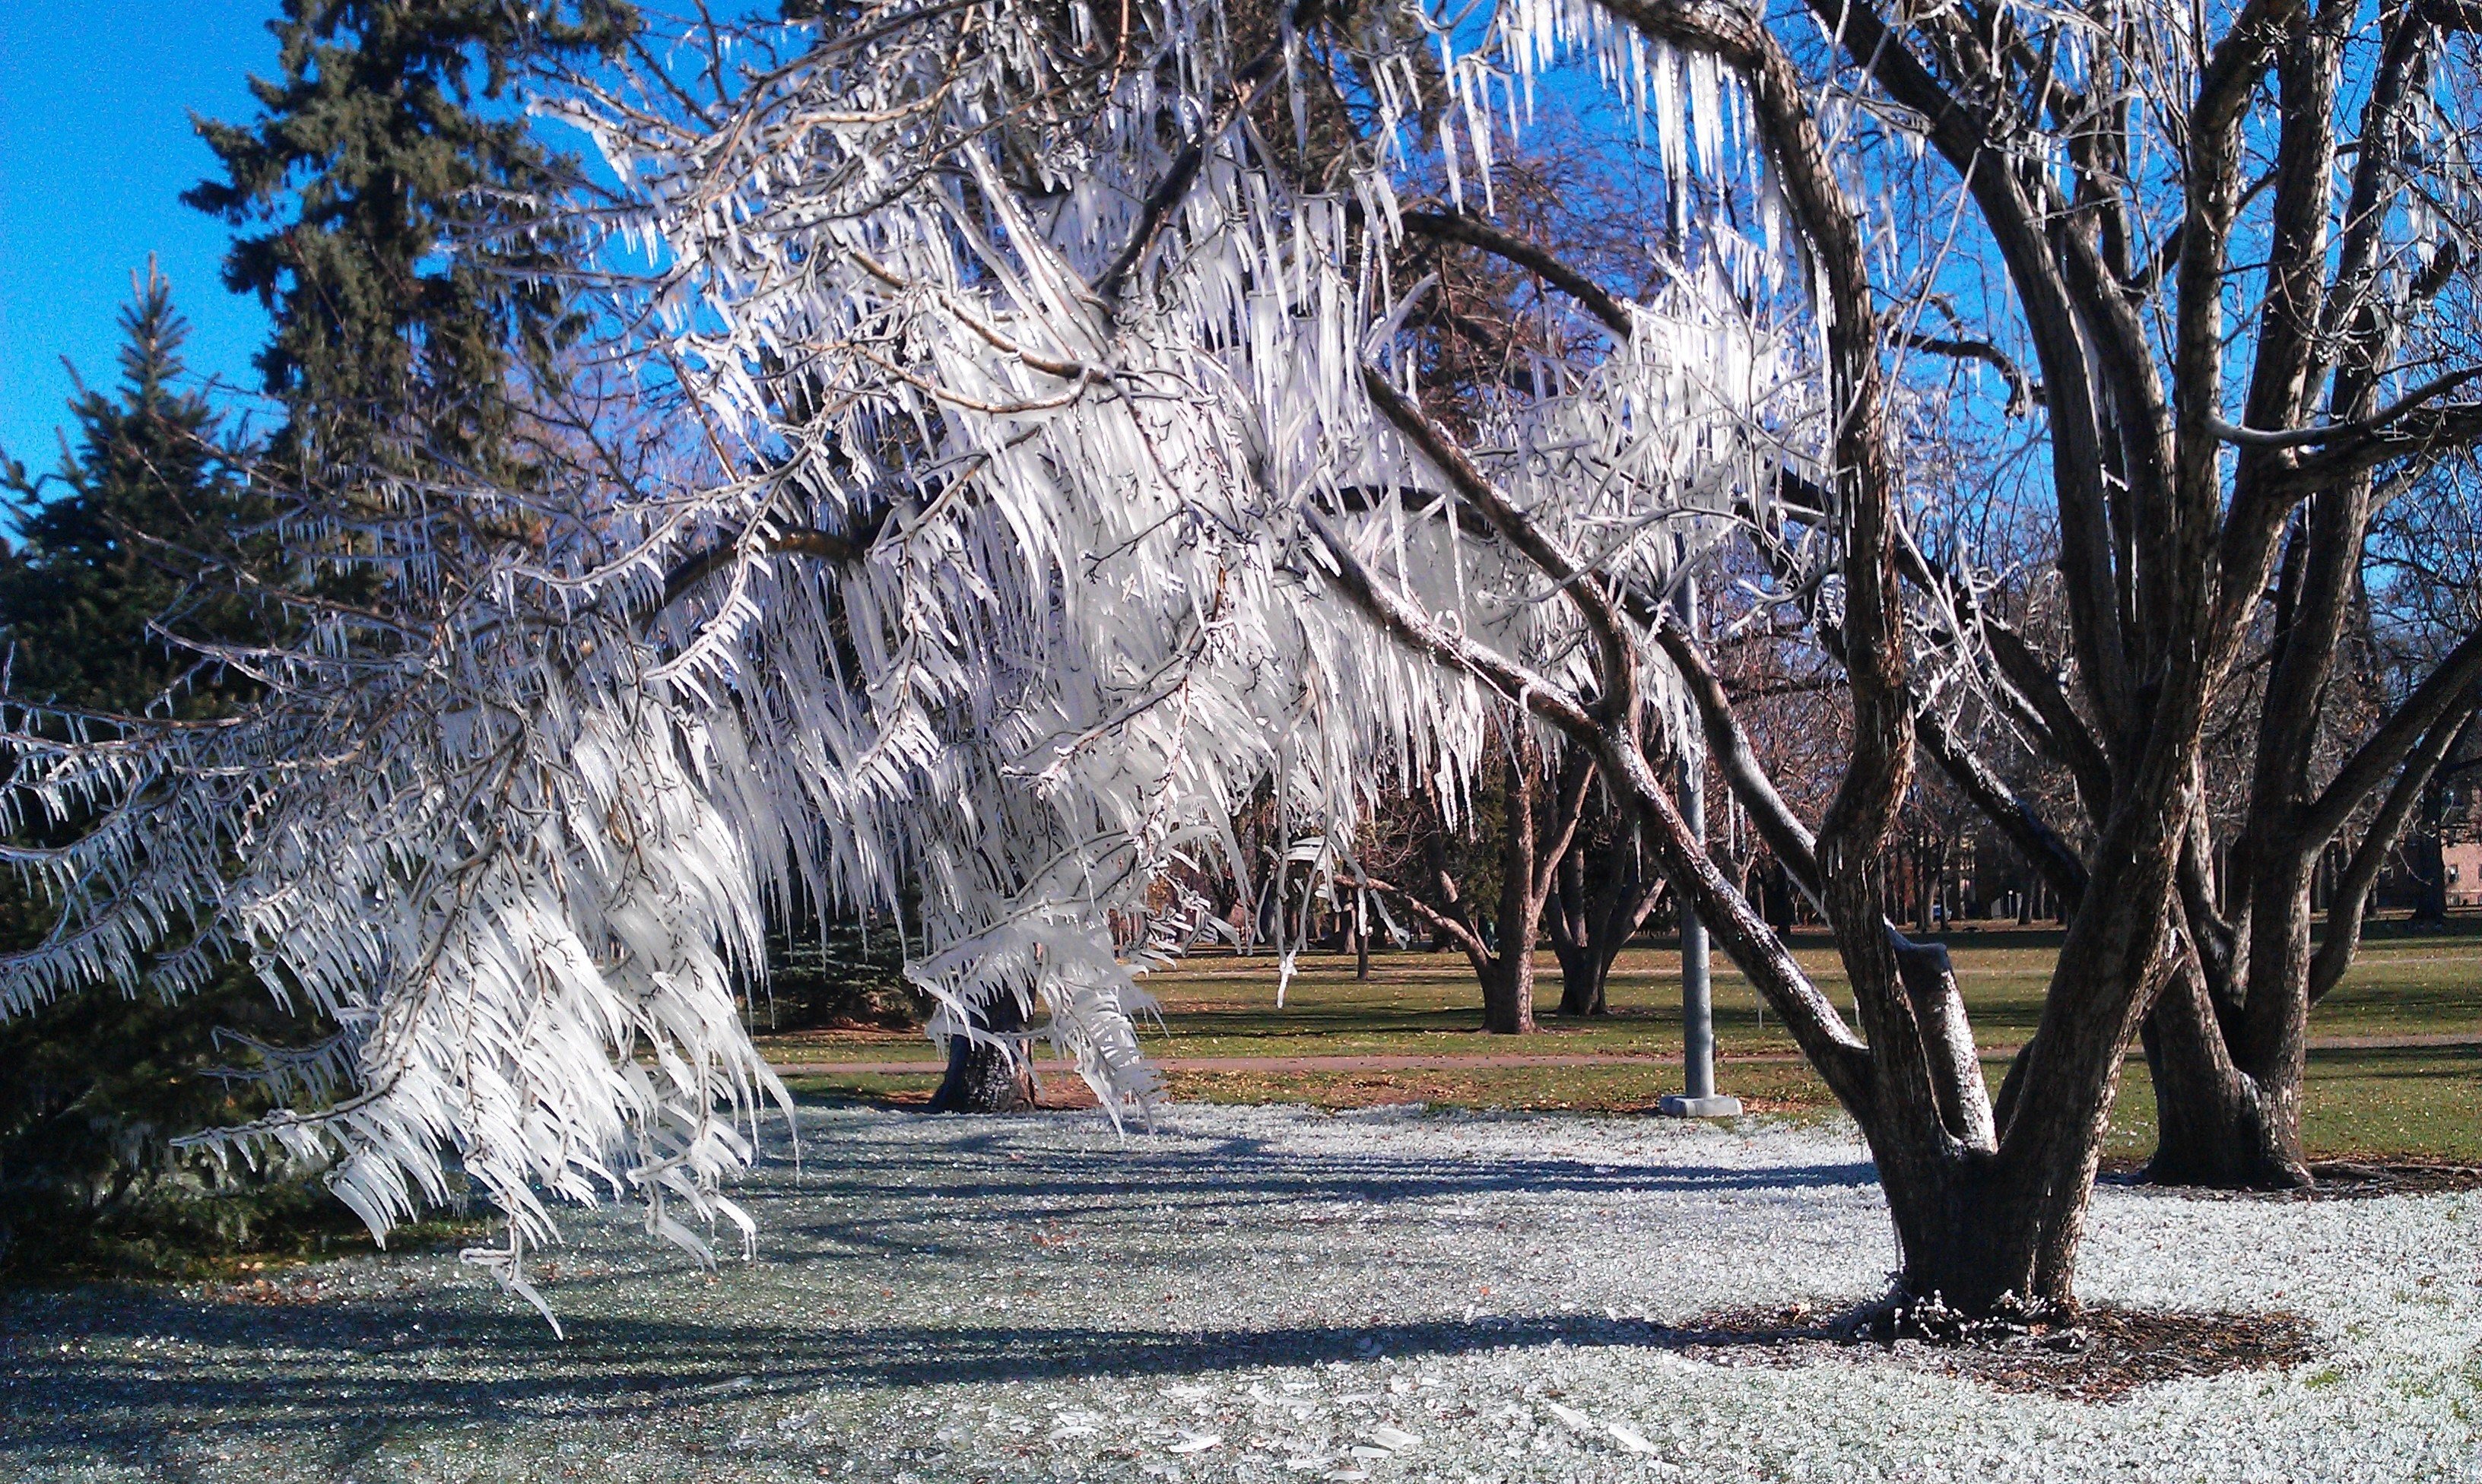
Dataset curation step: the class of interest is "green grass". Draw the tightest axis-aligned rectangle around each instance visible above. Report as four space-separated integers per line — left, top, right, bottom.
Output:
768 915 2482 1163
787 1047 2482 1165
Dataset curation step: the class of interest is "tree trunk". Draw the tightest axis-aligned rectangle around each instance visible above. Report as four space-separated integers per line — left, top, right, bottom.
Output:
1871 1146 2085 1316
1478 943 1536 1034
928 994 1035 1113
1547 840 1601 1015
2411 769 2451 924
2140 962 2309 1188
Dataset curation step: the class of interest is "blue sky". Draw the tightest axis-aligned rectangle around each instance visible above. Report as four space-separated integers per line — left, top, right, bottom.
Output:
2 2 285 475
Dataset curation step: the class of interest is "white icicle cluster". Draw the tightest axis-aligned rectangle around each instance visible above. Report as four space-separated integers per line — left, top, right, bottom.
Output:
0 0 1808 1312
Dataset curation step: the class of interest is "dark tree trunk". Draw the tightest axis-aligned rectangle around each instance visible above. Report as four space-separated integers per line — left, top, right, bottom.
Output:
1477 940 1536 1034
928 994 1034 1113
1548 834 1596 1013
1379 727 1592 1033
2141 962 2309 1188
2139 698 2479 1189
2410 769 2452 924
1481 744 1546 1034
1550 830 1665 1016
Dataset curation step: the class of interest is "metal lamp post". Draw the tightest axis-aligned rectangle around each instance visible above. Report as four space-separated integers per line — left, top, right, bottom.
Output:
1659 574 1742 1120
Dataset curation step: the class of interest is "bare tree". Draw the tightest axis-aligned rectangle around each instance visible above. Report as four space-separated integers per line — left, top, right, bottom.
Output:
1348 722 1593 1032
1546 776 1670 1016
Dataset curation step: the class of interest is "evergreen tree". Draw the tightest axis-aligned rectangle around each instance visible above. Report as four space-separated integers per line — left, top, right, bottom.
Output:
185 0 637 464
1 2 642 1273
0 269 328 1277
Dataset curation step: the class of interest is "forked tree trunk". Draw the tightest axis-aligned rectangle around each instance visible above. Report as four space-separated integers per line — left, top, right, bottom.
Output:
1547 799 1666 1016
2140 704 2480 1189
928 994 1035 1113
2141 961 2308 1188
1369 726 1591 1034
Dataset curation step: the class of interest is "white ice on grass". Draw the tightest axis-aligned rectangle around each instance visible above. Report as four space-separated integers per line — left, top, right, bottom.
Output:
2 1105 2475 1482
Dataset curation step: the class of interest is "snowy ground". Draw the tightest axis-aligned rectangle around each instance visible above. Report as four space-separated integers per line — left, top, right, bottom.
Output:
2 1104 2477 1482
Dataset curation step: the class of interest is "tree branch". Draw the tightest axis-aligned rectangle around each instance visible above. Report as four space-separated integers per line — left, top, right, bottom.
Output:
1398 211 1636 339
2213 369 2482 448
2305 625 2482 845
1303 509 1874 1100
658 518 883 610
1098 0 1326 306
1359 364 1638 722
1894 330 2042 417
2310 702 2481 1004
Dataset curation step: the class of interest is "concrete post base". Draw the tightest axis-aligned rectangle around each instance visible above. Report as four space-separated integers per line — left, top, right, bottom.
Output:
1657 1093 1744 1118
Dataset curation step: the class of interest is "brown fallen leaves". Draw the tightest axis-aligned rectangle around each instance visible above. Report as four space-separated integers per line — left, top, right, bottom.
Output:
1682 1302 2322 1403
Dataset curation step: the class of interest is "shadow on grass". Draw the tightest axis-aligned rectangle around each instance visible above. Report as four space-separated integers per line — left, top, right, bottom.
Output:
0 1301 1868 1445
0 1124 1892 1451
0 1289 2322 1448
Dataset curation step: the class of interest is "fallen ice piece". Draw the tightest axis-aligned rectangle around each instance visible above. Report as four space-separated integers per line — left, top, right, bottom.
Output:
1282 1457 1331 1471
1048 1424 1098 1441
1607 1422 1669 1459
1324 1472 1370 1482
1367 1425 1421 1451
1349 1444 1394 1459
1170 1433 1223 1454
1541 1400 1594 1431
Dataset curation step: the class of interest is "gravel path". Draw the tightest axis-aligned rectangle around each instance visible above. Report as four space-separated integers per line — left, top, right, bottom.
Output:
3 1105 2477 1482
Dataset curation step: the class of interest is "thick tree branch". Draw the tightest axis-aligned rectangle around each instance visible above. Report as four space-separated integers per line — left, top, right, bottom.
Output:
1640 602 1821 901
1398 211 1636 339
1360 364 1638 721
2311 703 2482 1004
1895 330 2042 417
2305 626 2482 845
2213 369 2482 447
1802 0 2138 730
659 519 881 610
2282 401 2482 493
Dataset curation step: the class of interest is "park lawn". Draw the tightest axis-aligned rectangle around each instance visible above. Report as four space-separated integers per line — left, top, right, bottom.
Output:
755 917 2482 1067
781 1043 2482 1164
770 915 2481 1163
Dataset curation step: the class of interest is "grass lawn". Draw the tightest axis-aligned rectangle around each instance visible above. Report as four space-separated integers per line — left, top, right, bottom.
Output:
768 915 2482 1163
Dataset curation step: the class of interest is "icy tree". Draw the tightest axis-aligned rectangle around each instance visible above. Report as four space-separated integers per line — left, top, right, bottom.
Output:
0 0 1788 1316
10 0 2476 1324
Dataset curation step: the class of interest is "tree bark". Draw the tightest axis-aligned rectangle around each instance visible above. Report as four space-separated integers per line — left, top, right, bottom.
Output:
928 994 1035 1113
2141 956 2310 1188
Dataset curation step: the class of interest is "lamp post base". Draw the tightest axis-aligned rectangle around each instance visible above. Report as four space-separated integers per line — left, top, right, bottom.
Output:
1657 1093 1744 1118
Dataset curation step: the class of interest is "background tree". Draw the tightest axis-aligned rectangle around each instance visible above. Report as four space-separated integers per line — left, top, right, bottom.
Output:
186 0 638 467
0 270 329 1276
1544 772 1668 1016
1351 721 1592 1033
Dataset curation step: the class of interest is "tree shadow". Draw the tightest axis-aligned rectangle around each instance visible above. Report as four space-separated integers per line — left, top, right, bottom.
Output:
746 1123 1879 1260
0 1295 1849 1452
0 1115 1890 1453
